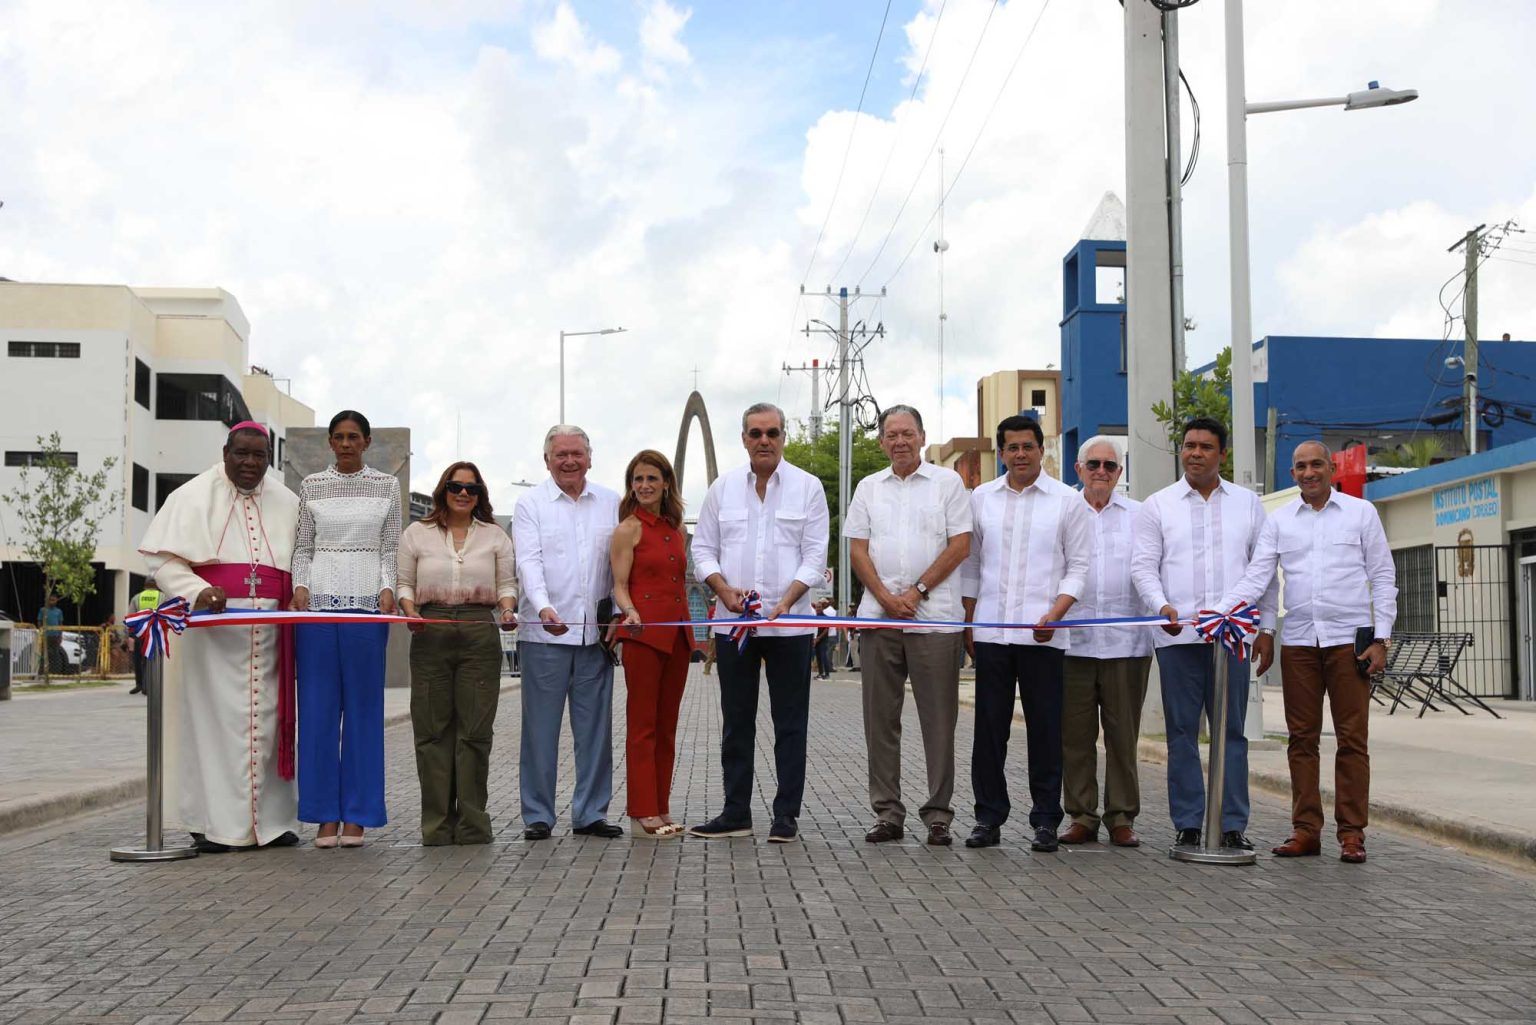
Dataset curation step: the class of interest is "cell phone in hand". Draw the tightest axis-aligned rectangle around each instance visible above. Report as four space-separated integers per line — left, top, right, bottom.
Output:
1353 626 1374 677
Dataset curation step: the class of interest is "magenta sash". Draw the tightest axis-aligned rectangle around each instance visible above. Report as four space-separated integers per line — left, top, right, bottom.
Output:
196 563 297 781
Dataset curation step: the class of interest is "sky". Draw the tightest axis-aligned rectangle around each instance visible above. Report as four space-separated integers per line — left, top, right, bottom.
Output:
1 0 1533 507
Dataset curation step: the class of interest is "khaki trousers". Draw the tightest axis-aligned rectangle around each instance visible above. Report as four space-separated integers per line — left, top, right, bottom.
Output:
1061 655 1151 832
1280 643 1370 842
409 605 503 845
860 629 961 827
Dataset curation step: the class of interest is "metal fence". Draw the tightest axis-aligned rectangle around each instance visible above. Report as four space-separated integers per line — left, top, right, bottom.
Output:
9 625 130 681
1434 544 1514 699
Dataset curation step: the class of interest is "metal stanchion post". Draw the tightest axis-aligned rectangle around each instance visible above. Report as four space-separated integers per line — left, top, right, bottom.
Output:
1169 644 1256 866
111 654 198 862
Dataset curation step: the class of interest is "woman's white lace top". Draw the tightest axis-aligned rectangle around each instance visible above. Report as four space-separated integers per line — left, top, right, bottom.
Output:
291 465 401 610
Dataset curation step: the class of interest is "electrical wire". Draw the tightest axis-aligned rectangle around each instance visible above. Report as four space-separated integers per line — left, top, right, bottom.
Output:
827 0 949 283
798 0 895 289
877 0 1054 288
856 0 1002 287
1178 67 1200 186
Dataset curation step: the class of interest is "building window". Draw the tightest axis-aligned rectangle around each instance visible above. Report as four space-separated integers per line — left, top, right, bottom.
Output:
5 450 78 467
132 464 149 512
276 435 285 470
155 473 197 512
155 373 251 427
8 341 81 359
1031 389 1047 407
134 359 152 410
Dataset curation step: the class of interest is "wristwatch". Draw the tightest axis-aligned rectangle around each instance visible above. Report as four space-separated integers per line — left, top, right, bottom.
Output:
914 581 930 601
1258 627 1275 636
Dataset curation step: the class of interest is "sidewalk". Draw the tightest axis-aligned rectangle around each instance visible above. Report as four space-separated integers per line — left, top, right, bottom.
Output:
953 674 1536 863
0 677 513 835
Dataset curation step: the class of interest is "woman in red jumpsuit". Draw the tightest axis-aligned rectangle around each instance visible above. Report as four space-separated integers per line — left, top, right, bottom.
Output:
610 449 695 839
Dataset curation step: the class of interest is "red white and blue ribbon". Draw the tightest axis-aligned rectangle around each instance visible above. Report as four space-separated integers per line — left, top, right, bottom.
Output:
1194 602 1262 661
124 596 191 660
728 590 763 652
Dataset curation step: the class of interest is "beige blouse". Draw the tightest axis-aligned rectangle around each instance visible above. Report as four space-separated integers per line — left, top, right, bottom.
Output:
397 519 517 607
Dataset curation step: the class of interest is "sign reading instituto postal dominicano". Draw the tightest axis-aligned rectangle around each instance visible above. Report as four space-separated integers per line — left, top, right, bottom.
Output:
1433 476 1501 529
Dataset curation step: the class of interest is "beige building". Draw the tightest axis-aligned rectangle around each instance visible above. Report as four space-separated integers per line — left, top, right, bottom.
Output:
927 369 1061 486
0 282 313 621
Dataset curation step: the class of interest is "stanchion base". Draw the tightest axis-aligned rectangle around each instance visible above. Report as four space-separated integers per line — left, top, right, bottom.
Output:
110 845 200 862
1168 843 1257 865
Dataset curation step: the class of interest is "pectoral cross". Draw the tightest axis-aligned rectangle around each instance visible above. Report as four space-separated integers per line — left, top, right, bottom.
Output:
244 570 262 599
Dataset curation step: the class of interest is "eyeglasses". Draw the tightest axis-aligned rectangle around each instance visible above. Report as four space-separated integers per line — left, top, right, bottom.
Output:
1084 459 1120 472
746 428 783 440
445 482 483 496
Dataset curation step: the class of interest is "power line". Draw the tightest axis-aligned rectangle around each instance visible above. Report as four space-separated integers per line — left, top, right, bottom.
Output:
827 0 950 283
878 0 1055 288
856 0 1002 287
799 0 895 288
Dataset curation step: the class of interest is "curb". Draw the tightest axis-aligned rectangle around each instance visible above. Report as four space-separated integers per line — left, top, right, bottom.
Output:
1135 738 1536 864
0 680 521 838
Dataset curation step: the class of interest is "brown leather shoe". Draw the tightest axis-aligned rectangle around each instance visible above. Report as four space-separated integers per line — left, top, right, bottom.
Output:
926 822 953 846
1339 839 1367 864
1108 825 1140 848
1058 823 1097 845
864 821 904 844
1271 834 1322 857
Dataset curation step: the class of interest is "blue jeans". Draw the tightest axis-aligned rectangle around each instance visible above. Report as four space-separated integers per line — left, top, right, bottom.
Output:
296 614 388 827
1156 643 1251 832
518 641 614 829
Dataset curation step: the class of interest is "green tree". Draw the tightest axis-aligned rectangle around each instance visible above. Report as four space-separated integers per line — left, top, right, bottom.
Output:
782 422 887 602
1373 435 1445 469
1 433 119 682
1151 345 1234 476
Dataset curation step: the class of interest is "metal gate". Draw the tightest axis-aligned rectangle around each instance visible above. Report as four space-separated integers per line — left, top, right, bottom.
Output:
1434 543 1514 698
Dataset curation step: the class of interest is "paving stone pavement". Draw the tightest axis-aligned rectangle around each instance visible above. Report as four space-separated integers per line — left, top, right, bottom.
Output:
2 665 1535 1025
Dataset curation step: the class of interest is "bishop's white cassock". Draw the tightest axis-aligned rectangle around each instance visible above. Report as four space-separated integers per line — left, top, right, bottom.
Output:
140 462 301 847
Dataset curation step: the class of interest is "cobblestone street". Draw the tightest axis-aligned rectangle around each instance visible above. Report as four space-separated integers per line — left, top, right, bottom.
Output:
3 667 1535 1024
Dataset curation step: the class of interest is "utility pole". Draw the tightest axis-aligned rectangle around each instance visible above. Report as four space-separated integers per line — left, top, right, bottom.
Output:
1163 7 1187 377
935 145 949 442
781 359 830 440
801 285 885 625
1450 225 1484 454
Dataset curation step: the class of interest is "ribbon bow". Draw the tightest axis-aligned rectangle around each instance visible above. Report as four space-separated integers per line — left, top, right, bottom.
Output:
124 596 191 661
1195 602 1261 661
728 590 763 653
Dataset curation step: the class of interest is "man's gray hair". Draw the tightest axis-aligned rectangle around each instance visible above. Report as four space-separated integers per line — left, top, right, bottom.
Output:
543 424 592 457
1078 435 1125 463
1292 439 1333 461
879 404 925 435
741 402 787 432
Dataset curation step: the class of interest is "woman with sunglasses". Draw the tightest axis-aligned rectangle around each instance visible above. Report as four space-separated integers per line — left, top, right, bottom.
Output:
290 410 401 849
397 462 517 845
609 450 694 839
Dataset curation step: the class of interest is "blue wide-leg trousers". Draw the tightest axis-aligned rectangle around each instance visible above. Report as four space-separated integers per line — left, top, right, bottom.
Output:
296 615 389 827
1156 642 1251 832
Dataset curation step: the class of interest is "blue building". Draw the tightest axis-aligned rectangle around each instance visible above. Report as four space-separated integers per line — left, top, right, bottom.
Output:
1058 236 1128 486
1058 226 1536 490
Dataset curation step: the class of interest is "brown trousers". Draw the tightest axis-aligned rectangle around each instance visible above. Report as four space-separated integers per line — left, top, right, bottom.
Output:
1061 655 1151 832
860 629 961 827
1280 643 1370 841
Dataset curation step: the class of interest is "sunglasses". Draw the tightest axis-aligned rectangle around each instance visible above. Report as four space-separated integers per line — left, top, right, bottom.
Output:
445 482 483 496
1084 459 1120 473
746 428 783 440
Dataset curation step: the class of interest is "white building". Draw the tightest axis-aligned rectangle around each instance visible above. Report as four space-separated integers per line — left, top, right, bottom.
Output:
0 282 313 621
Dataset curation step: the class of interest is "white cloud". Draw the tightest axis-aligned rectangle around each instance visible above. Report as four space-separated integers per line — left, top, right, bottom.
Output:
532 0 622 75
640 1 692 74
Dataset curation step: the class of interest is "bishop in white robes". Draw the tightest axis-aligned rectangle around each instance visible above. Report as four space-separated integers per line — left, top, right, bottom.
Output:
139 422 301 851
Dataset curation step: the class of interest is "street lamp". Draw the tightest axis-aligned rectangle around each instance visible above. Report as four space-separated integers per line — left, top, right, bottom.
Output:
1226 0 1418 493
558 326 626 424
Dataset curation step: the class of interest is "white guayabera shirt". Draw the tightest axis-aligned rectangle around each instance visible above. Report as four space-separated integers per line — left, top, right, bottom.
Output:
692 460 830 638
961 471 1092 650
1068 491 1153 660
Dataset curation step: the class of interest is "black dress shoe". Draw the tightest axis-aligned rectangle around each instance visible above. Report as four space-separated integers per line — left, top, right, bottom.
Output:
688 815 752 839
767 817 798 844
264 831 300 848
1175 827 1201 847
1030 827 1059 853
190 833 232 854
573 820 623 838
964 824 1001 848
1221 831 1254 851
523 822 552 840
864 821 903 844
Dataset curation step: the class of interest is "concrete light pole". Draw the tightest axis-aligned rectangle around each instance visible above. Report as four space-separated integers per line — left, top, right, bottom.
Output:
559 326 626 424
